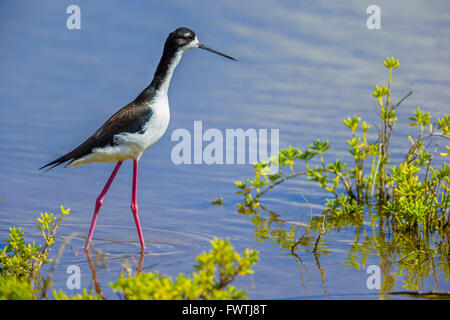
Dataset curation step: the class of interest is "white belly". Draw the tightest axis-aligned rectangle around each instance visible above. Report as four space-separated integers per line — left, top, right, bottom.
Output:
116 95 171 154
68 95 170 167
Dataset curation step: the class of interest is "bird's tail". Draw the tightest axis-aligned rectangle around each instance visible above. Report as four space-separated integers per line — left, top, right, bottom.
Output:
39 154 71 173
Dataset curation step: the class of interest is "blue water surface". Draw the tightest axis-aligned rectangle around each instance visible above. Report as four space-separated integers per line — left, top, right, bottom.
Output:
0 0 449 299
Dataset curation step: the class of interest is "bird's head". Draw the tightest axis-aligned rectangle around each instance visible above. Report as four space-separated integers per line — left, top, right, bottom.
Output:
165 27 236 61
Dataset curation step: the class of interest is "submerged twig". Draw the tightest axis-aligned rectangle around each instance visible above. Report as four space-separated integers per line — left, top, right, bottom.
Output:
388 290 450 299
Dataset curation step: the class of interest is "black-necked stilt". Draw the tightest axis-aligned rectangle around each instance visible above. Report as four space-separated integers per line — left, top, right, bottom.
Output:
40 27 236 250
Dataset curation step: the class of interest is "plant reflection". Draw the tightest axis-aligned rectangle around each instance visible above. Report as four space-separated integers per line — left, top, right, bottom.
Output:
84 247 146 300
236 200 449 299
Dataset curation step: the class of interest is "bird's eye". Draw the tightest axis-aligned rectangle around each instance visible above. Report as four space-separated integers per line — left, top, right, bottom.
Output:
185 35 193 41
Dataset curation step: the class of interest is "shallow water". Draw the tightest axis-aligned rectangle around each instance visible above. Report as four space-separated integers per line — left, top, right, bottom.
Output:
0 0 449 299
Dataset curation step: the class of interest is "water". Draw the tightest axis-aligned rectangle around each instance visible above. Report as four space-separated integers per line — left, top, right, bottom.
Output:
0 0 449 299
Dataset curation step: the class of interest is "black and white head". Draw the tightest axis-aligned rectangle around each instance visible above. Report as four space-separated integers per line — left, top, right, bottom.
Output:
165 27 236 61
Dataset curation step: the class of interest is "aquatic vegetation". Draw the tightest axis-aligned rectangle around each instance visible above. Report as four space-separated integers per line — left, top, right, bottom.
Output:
232 57 449 296
0 206 70 299
54 238 258 300
235 56 449 233
53 289 102 300
0 276 33 300
212 197 224 206
110 238 259 300
1 211 258 300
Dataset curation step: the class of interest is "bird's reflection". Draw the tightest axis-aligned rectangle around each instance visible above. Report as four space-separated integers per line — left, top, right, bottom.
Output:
84 247 146 300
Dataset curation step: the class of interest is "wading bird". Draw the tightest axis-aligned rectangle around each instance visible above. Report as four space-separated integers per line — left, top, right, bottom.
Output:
40 27 236 250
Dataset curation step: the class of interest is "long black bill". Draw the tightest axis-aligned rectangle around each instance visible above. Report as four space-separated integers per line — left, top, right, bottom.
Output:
198 43 237 61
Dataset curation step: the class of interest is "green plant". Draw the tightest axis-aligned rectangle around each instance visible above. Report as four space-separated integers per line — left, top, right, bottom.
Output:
2 208 259 300
234 57 449 234
53 289 102 300
0 275 33 300
111 238 259 300
212 197 224 206
0 206 70 299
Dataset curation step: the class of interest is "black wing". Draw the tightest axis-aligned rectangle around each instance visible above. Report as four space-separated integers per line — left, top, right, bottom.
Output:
39 102 152 171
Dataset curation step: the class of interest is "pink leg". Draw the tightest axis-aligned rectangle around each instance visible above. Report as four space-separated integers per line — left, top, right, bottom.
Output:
131 159 146 249
84 161 123 250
